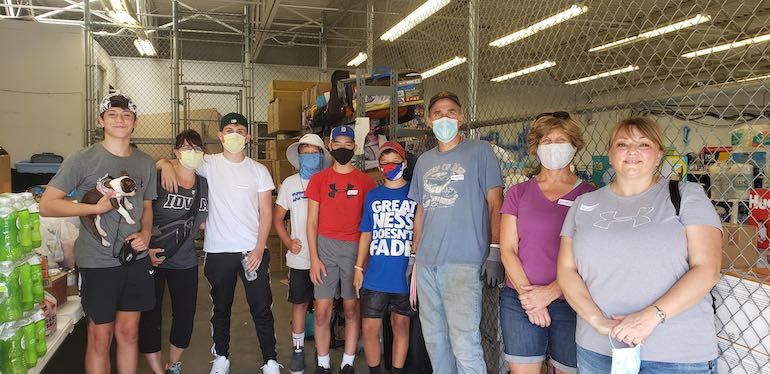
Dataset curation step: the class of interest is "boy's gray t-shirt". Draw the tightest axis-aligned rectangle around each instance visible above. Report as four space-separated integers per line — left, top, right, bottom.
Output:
561 179 722 363
408 139 503 266
48 143 158 268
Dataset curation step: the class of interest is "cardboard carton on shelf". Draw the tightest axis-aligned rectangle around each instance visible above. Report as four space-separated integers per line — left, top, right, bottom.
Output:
267 96 303 134
272 160 296 190
722 223 760 270
265 139 297 160
269 80 321 101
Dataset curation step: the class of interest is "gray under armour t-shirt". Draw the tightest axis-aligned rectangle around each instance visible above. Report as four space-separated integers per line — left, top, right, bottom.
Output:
408 139 503 266
561 179 722 363
48 143 158 268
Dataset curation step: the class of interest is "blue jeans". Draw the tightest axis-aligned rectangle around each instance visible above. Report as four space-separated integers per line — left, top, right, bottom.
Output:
417 264 486 374
577 345 718 374
500 287 577 373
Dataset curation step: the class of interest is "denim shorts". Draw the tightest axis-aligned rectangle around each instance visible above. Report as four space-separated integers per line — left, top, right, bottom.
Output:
499 286 577 373
576 345 718 374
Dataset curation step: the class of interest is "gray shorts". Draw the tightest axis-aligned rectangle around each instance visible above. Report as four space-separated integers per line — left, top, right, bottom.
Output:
314 236 357 300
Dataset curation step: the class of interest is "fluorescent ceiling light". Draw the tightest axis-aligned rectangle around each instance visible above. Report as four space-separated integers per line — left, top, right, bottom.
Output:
682 32 770 57
421 56 466 79
133 38 156 56
489 4 588 47
491 61 556 82
564 65 639 85
590 14 711 52
381 0 451 42
102 0 137 25
347 52 368 67
736 73 770 83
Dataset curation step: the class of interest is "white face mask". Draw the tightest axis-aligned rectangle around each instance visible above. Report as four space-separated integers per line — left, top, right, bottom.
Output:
610 336 641 374
537 143 577 170
222 133 246 153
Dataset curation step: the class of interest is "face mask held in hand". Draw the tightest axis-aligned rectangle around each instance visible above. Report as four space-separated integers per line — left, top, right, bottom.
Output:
610 336 641 374
537 143 577 170
179 150 204 170
298 153 324 179
432 117 459 143
222 133 246 153
330 148 354 165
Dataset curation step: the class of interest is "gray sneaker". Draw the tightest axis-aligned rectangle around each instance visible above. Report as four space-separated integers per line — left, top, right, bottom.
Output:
165 362 182 374
289 345 305 373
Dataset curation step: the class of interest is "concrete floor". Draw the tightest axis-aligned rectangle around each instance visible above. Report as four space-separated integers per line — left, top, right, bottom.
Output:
42 257 372 373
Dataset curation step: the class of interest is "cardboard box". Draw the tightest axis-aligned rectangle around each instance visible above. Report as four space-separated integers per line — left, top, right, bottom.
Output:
265 139 297 160
0 153 10 193
257 158 275 178
44 271 68 306
267 96 303 134
269 80 321 102
273 160 296 190
303 83 332 109
722 223 760 270
271 90 303 104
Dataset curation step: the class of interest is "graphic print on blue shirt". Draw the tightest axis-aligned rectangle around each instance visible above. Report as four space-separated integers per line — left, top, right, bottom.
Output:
359 183 416 294
422 162 466 209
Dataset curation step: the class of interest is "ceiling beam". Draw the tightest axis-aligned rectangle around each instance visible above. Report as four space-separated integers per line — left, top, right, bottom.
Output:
251 0 282 61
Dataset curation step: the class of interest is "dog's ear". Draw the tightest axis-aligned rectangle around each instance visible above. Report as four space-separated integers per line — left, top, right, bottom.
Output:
121 177 137 192
120 171 129 177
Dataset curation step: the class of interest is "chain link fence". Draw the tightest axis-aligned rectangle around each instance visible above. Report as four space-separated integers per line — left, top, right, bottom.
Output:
81 0 770 372
372 0 770 372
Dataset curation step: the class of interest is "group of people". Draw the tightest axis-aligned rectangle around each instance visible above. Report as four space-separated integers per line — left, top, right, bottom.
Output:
38 89 723 374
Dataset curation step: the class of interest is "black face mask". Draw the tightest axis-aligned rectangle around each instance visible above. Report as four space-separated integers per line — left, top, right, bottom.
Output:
330 148 355 164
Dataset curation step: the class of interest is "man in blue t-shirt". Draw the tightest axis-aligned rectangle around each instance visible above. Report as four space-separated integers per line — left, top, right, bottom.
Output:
354 142 416 374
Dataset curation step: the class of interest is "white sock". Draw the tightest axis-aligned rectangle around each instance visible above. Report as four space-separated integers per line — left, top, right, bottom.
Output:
318 354 330 369
292 332 305 348
341 353 355 368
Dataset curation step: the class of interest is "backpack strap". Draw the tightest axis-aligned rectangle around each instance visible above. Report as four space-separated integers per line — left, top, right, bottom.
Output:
668 180 681 216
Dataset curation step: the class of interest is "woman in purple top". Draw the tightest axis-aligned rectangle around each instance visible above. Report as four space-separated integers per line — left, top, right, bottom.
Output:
499 112 594 374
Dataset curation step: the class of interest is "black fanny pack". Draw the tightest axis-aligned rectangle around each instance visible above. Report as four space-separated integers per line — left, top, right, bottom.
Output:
149 175 202 260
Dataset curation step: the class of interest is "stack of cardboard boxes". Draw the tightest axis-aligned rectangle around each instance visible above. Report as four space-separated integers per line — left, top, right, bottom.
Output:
268 80 325 135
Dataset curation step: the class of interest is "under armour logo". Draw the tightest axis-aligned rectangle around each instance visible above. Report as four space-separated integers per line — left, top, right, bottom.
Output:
593 207 654 229
328 183 355 198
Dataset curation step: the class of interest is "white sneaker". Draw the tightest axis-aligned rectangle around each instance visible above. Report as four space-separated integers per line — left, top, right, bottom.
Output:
261 359 283 374
209 356 230 374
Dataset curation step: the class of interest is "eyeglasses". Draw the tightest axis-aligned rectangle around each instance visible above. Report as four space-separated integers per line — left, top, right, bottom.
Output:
536 111 570 120
178 145 203 152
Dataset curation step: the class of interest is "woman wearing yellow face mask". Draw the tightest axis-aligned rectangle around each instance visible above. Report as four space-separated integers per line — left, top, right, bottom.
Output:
139 129 209 374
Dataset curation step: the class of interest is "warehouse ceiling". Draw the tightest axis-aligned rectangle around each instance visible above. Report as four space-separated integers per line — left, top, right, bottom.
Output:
1 0 769 88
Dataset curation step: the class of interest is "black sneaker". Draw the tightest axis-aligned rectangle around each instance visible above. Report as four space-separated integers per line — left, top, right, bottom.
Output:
289 346 305 373
341 364 355 374
314 366 331 374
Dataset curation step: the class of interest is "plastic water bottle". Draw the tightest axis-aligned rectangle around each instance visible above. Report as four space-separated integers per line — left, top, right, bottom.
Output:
34 311 47 356
242 252 258 281
21 320 37 368
0 207 18 261
29 257 44 303
18 263 33 312
16 207 32 254
1 328 27 374
0 264 22 322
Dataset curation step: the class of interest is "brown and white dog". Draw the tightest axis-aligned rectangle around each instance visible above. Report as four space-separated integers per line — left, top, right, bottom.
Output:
81 173 137 247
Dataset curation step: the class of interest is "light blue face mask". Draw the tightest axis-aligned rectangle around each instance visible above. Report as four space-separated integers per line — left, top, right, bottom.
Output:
610 335 641 374
298 153 324 179
431 117 459 143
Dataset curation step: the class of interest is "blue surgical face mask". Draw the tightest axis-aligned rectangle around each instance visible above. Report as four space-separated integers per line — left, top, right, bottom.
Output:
432 117 459 143
298 153 324 179
610 337 641 374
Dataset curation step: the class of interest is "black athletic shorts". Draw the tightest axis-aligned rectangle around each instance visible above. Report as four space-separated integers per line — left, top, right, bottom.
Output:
80 255 155 324
360 288 414 318
287 268 314 304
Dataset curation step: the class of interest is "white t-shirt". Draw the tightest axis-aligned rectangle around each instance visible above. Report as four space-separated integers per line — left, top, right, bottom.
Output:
197 153 275 253
275 173 310 270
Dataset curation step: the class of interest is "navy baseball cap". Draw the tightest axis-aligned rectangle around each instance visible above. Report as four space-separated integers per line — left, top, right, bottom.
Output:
331 125 355 141
428 91 461 111
220 112 248 130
